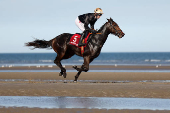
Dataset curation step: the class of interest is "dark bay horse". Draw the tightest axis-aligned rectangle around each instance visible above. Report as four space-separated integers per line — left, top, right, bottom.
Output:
25 18 125 82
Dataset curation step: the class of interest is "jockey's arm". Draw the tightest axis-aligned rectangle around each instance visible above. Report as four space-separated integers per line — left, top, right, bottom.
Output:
84 22 94 32
90 20 96 30
84 18 97 33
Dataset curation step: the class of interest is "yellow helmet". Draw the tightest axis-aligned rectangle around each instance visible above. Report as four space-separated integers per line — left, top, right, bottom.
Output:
94 8 103 14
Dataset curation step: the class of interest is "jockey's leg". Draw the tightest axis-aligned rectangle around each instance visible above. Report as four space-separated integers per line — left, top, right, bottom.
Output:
78 32 86 46
78 30 89 46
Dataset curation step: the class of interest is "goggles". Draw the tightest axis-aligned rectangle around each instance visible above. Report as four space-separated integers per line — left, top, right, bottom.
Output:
98 14 102 16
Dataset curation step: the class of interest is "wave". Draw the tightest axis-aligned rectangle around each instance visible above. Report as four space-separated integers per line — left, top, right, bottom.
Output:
145 59 149 62
165 60 170 62
145 59 161 62
150 59 161 62
39 60 53 63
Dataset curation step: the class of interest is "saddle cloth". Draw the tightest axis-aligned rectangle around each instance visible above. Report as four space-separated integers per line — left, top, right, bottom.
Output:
69 33 91 55
69 33 90 47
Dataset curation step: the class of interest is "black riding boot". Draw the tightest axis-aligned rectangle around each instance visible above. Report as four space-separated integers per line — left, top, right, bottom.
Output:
78 33 86 46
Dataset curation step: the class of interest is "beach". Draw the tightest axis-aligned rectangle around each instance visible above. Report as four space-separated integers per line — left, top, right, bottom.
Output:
0 65 170 113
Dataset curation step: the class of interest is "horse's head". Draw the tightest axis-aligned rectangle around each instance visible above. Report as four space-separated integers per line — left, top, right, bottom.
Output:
107 18 125 38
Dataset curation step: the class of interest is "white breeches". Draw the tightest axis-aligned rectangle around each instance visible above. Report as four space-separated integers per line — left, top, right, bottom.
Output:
75 17 85 32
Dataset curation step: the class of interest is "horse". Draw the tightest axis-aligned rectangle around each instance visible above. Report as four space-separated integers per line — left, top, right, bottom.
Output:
25 18 125 82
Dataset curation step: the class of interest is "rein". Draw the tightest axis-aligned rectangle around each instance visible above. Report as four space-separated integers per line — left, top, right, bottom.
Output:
89 33 102 35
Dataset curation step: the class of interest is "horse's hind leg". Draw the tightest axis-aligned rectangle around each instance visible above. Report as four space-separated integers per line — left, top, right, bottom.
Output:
54 55 67 78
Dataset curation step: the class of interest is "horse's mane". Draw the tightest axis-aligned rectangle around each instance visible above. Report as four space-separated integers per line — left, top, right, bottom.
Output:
98 17 118 32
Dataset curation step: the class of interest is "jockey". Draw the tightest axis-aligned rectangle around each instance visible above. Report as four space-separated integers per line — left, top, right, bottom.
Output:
75 8 103 46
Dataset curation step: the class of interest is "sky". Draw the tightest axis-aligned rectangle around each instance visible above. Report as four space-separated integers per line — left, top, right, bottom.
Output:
0 0 170 53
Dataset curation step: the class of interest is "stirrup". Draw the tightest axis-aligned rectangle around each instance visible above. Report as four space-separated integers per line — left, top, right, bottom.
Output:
78 33 85 46
78 42 85 46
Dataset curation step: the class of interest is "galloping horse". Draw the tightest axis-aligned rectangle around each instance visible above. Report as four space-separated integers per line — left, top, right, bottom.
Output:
25 18 125 82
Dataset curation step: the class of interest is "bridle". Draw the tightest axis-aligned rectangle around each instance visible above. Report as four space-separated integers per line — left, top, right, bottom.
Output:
109 21 121 36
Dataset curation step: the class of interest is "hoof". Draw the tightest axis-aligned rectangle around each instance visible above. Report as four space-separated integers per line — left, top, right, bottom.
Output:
63 73 67 78
59 72 63 76
73 80 77 83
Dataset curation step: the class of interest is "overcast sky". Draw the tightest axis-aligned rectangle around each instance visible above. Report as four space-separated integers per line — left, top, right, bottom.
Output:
0 0 170 53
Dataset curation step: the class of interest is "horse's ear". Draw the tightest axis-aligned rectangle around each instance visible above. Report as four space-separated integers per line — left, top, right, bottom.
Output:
110 17 113 21
107 18 110 22
107 18 113 25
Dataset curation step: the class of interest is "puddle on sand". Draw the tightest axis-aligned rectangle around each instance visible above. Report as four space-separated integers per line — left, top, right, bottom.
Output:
0 96 170 110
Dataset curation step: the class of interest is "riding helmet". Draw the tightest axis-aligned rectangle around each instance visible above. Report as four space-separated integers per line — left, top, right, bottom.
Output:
94 8 103 14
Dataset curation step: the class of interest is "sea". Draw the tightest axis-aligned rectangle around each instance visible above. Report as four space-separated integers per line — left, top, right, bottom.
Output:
0 52 170 67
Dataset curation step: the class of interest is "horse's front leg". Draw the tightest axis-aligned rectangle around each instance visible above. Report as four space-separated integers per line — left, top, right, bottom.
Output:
74 56 90 82
73 64 84 71
74 70 82 82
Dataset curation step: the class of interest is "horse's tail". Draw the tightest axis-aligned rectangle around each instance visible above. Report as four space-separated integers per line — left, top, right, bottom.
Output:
25 39 53 49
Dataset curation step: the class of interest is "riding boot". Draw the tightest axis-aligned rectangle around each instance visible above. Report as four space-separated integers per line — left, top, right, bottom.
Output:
78 33 86 46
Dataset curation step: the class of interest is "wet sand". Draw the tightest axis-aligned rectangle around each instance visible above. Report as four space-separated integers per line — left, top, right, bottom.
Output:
0 72 170 98
0 65 170 112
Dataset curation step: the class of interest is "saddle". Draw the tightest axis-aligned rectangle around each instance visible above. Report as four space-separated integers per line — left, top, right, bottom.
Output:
70 33 91 55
